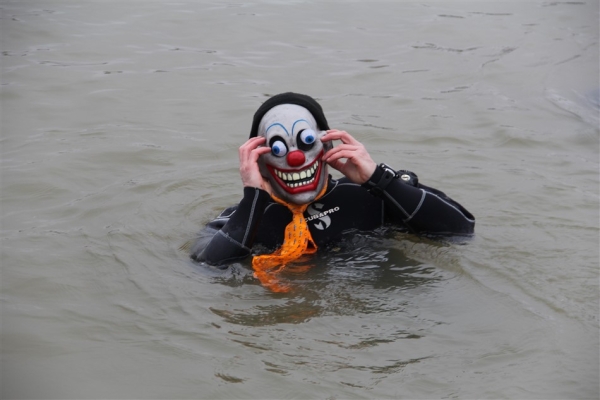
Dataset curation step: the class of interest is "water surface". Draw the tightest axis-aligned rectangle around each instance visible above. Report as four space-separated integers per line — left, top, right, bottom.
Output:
1 1 598 399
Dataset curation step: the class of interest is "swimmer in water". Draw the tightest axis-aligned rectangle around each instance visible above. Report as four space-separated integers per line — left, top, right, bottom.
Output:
191 92 475 291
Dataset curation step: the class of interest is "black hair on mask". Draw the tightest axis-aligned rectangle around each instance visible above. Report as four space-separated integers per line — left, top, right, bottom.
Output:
249 92 330 138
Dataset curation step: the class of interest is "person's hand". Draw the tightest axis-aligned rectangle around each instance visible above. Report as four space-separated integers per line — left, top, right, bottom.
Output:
321 129 377 184
239 136 273 193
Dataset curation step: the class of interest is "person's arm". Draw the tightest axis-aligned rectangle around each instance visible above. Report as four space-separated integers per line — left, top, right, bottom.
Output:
191 136 273 266
322 130 475 235
362 165 475 235
190 187 271 266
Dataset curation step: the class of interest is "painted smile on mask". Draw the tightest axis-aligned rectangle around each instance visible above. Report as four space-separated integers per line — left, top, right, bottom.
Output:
266 151 324 194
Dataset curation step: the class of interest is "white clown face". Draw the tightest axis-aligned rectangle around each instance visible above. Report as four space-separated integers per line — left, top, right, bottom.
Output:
257 104 331 205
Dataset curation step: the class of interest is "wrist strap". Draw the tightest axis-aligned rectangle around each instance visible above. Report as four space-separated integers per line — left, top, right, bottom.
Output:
364 163 398 195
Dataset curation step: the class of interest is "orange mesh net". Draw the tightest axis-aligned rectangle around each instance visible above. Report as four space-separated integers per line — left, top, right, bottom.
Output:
252 183 328 292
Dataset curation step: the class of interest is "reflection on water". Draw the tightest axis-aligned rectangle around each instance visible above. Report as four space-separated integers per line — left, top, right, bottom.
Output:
205 231 444 326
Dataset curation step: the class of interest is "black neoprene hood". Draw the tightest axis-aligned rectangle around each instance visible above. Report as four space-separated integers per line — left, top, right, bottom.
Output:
249 92 330 138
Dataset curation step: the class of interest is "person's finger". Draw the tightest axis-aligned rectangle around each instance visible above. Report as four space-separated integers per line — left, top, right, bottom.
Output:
324 149 363 164
240 137 267 160
322 144 361 162
323 143 360 154
250 146 271 161
321 129 360 145
240 136 266 152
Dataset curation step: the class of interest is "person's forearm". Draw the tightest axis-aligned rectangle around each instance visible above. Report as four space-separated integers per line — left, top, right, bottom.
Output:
194 187 271 265
363 165 475 235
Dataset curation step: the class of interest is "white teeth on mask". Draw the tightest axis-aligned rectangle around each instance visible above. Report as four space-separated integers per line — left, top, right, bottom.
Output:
274 160 320 188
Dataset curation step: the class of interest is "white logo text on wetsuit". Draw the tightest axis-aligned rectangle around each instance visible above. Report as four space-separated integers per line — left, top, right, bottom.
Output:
306 203 340 230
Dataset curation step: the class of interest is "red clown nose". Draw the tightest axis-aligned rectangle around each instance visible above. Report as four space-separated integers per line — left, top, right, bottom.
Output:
286 150 305 167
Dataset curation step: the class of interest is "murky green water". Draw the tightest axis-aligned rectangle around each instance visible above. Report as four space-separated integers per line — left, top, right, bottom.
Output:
1 1 598 399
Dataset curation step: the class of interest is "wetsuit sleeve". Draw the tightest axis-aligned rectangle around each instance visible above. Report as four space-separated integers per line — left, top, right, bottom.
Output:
363 166 475 235
190 187 271 267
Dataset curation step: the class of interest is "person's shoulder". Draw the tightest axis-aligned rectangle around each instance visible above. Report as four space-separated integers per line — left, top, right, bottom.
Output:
323 176 372 200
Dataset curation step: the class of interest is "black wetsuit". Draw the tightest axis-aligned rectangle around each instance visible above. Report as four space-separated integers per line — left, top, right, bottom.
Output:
191 167 475 266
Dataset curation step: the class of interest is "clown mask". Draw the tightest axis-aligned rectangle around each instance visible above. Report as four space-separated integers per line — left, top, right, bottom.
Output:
257 104 331 205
